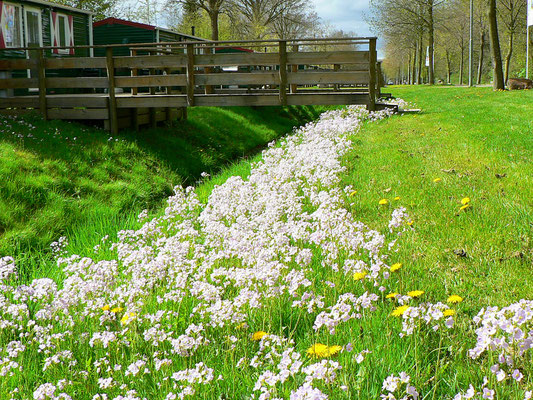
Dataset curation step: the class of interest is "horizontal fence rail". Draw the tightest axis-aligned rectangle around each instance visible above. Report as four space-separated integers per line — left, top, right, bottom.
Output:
0 37 382 133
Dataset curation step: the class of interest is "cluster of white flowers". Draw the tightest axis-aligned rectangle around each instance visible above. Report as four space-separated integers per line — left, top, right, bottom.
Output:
400 302 455 337
0 105 416 399
381 373 419 400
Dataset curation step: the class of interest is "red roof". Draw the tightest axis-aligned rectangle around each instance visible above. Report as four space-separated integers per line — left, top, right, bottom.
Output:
93 17 156 31
215 46 254 53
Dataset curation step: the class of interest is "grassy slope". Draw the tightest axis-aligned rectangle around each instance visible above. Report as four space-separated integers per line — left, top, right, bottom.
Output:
342 86 533 308
0 105 327 277
2 87 532 399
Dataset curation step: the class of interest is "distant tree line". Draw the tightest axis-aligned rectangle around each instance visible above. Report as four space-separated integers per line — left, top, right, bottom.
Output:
368 0 529 89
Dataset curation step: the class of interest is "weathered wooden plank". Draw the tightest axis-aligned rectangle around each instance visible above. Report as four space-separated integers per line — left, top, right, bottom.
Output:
106 47 118 133
0 59 37 69
48 108 109 119
116 95 188 108
287 71 369 85
0 78 38 89
0 97 39 108
113 55 188 69
287 93 369 106
115 75 187 88
279 41 288 106
195 72 279 86
0 108 36 116
47 96 108 108
186 44 195 107
46 77 109 89
290 44 299 94
195 53 279 67
194 93 370 107
45 57 106 69
287 51 369 65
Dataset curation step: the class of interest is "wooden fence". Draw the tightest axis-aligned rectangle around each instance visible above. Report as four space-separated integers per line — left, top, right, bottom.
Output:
0 37 382 133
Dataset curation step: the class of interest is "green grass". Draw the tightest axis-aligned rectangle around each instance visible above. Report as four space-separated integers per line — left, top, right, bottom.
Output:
0 105 328 277
2 87 533 399
342 86 533 307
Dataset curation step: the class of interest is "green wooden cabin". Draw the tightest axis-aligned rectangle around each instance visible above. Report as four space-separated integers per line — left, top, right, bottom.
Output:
0 0 93 95
93 18 208 57
0 0 93 58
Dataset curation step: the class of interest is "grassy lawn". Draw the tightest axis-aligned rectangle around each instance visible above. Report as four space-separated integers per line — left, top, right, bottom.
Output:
342 86 533 308
0 105 326 277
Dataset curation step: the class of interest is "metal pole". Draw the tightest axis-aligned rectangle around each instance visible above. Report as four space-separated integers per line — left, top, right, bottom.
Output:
469 0 474 86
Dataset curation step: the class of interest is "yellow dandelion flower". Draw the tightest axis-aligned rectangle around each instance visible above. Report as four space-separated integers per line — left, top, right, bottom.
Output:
407 220 414 226
101 305 110 311
459 204 471 211
386 292 399 299
327 345 342 356
120 312 136 325
353 272 368 281
394 196 401 201
252 331 268 341
379 199 389 205
350 190 358 197
391 305 410 317
443 309 456 317
407 290 424 298
461 197 470 205
447 295 463 304
433 178 442 183
111 307 123 313
390 263 402 272
307 343 329 357
306 343 341 358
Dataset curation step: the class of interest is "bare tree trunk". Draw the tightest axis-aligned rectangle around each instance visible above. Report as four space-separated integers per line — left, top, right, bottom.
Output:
477 31 485 85
459 47 464 85
411 48 417 84
407 52 411 85
417 37 423 84
488 0 504 89
428 0 435 84
446 49 451 84
209 9 219 40
504 31 513 84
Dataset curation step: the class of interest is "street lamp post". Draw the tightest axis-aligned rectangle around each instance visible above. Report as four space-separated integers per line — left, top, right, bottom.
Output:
469 0 474 86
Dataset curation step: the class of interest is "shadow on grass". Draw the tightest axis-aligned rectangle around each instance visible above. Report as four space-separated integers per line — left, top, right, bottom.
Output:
0 105 329 266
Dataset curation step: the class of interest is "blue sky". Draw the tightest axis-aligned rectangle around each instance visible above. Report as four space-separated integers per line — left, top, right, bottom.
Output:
311 0 374 37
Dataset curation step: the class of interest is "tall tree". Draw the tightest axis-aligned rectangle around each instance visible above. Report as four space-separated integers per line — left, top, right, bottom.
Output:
230 0 306 39
487 0 505 89
169 0 229 40
498 0 527 82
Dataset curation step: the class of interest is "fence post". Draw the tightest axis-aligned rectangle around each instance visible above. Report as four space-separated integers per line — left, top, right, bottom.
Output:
290 44 298 94
333 64 340 92
130 49 138 96
368 38 377 111
377 61 383 97
278 40 288 106
204 45 213 94
37 49 47 120
186 43 195 107
149 50 156 128
106 47 119 134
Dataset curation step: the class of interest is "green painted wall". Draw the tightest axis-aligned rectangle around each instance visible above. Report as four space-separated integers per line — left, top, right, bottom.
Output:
93 24 155 57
